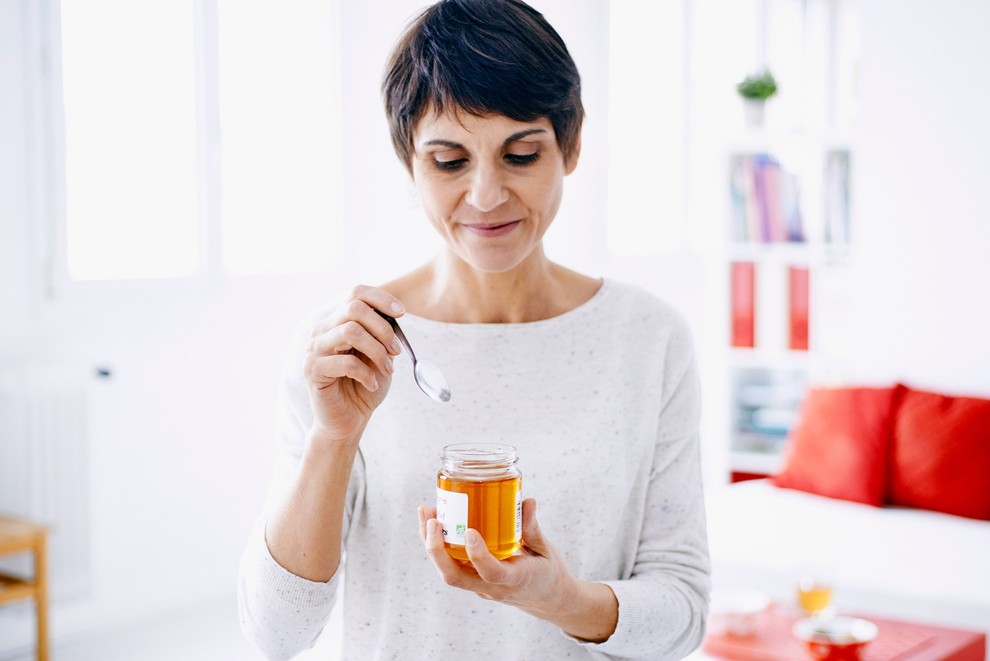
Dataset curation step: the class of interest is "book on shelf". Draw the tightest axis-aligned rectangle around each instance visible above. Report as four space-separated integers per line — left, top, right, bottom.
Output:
780 171 804 244
730 157 757 241
788 265 810 351
731 368 808 456
729 153 804 244
752 156 772 242
730 261 755 348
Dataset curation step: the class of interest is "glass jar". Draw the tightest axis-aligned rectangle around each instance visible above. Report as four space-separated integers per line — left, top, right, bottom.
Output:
436 443 522 563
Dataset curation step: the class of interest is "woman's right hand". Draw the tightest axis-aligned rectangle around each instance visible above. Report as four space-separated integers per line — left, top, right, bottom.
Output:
303 285 405 444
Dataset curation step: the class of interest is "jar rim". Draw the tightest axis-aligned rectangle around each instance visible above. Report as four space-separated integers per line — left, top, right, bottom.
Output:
441 443 517 460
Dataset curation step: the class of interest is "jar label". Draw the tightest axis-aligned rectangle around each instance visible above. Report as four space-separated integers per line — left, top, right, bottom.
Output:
515 490 523 540
436 487 468 546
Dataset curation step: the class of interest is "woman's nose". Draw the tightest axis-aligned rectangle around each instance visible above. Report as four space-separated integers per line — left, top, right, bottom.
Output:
465 163 509 212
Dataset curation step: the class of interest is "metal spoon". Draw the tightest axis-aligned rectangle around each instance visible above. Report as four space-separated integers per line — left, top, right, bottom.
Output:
378 312 451 403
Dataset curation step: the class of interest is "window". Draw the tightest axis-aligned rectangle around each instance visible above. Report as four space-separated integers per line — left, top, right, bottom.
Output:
607 1 687 255
61 1 200 280
57 0 341 280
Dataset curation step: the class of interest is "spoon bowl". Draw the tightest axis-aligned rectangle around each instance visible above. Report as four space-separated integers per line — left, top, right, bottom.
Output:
413 358 451 402
378 312 451 403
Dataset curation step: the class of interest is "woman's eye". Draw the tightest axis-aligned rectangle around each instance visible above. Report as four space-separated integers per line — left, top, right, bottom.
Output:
433 158 467 171
505 152 540 166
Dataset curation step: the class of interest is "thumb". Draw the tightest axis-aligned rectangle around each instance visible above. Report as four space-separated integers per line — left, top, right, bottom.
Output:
520 498 551 556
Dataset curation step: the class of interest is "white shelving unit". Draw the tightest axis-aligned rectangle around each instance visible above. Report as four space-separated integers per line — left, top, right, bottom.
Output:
714 0 859 481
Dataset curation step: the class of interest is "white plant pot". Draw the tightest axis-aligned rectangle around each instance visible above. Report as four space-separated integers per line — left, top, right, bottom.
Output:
743 99 766 128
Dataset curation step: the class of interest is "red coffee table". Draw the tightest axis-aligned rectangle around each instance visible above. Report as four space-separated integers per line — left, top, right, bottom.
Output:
702 604 986 661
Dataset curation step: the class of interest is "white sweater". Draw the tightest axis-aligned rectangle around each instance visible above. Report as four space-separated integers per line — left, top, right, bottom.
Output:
238 279 710 660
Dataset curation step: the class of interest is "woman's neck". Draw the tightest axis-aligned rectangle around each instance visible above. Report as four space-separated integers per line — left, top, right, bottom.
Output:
383 249 600 324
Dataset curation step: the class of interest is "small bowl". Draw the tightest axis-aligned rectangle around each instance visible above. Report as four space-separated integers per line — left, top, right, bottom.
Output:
709 589 771 637
793 616 878 661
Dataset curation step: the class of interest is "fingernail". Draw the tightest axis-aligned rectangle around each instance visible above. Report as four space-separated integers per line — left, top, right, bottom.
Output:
391 339 402 354
466 529 481 546
371 378 379 391
428 520 439 537
385 357 394 374
391 301 405 315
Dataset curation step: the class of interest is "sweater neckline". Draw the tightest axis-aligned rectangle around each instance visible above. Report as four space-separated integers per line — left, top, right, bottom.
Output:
399 277 610 331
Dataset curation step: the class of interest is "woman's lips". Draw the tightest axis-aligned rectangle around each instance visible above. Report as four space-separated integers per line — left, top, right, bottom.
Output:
462 220 522 237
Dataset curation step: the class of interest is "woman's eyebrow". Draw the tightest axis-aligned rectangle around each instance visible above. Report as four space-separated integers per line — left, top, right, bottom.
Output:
420 129 548 150
421 139 462 149
504 128 547 144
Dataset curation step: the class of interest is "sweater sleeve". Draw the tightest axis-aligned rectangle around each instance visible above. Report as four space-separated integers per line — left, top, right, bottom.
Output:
575 322 711 660
237 310 363 660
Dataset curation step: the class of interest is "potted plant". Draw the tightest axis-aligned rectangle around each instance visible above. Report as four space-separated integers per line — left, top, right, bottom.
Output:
736 70 777 127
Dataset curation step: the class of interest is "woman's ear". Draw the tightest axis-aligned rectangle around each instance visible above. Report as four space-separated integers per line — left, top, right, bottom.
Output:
564 132 582 175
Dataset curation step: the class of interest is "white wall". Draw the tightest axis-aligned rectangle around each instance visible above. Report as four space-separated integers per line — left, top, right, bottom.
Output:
0 0 33 357
841 0 990 395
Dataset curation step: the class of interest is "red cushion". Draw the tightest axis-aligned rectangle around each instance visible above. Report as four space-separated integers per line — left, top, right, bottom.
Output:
772 386 901 506
889 386 990 520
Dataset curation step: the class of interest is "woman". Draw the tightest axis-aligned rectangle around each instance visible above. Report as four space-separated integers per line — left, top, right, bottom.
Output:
238 1 710 659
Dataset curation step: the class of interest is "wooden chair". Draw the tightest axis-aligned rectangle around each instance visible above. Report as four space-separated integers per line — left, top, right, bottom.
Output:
0 515 48 661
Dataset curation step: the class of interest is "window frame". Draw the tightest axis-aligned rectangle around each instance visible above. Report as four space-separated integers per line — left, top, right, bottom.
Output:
28 0 344 294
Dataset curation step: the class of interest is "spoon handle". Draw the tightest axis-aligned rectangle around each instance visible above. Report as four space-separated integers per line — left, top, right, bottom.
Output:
376 311 417 362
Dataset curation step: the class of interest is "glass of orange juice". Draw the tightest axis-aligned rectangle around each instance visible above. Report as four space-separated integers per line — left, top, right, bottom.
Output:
797 567 834 617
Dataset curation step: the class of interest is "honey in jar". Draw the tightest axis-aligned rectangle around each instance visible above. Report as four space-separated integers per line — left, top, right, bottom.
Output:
436 443 522 563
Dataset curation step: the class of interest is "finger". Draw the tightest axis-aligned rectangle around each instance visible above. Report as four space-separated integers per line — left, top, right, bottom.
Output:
312 297 402 358
345 297 404 357
422 506 437 519
311 285 406 332
424 518 454 564
349 283 406 320
424 519 479 589
417 506 428 542
313 287 406 355
520 498 550 556
417 506 437 543
310 319 395 377
464 529 513 586
306 353 380 393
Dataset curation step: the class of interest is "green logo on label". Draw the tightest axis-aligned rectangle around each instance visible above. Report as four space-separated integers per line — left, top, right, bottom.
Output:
455 524 466 536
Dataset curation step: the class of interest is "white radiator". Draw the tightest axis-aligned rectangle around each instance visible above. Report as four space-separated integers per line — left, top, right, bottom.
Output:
0 367 91 602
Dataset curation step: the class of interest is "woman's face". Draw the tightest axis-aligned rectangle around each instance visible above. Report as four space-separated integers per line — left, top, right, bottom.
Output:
410 109 578 274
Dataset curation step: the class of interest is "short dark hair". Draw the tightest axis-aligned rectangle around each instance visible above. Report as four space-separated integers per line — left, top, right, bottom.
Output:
382 0 584 173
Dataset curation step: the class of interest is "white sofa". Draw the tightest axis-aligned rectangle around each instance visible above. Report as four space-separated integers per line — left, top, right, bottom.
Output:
704 479 990 652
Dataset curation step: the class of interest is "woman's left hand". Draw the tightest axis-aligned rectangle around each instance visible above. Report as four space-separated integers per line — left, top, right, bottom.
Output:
417 498 618 643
